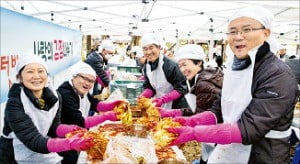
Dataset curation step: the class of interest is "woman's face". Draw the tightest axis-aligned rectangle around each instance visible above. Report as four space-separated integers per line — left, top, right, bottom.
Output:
72 74 95 95
227 17 270 59
178 59 201 80
20 63 48 96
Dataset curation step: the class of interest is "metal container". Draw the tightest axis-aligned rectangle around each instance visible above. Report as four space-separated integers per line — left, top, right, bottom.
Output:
127 124 149 138
131 110 143 117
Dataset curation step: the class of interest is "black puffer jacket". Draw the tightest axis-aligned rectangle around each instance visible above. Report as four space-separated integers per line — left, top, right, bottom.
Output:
143 55 189 109
57 81 98 127
0 84 61 163
210 42 298 164
193 67 223 114
84 51 110 87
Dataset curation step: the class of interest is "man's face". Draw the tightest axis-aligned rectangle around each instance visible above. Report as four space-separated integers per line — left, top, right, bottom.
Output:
142 44 161 62
72 74 95 95
102 49 114 56
227 17 270 59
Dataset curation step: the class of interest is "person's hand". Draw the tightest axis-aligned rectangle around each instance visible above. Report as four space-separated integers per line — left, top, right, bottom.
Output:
96 77 107 87
68 134 94 151
138 76 145 81
157 107 182 118
152 90 182 107
153 98 164 107
85 111 118 128
96 100 126 112
167 126 195 146
56 124 85 138
173 116 193 126
168 123 243 146
173 111 217 127
47 134 94 152
138 88 154 99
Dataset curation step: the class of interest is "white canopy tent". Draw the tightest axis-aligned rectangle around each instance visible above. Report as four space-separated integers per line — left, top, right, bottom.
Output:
1 0 299 45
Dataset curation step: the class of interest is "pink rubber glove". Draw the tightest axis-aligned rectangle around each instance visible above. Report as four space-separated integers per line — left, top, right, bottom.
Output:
158 107 182 118
105 70 110 78
138 88 154 98
97 100 125 112
168 123 242 146
56 124 85 138
47 134 94 152
84 111 118 128
153 90 182 107
96 77 107 87
138 76 145 81
174 111 217 127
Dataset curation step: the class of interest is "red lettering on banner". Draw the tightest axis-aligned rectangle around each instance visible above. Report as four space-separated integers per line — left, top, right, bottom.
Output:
53 39 64 61
0 56 9 75
11 55 18 68
0 54 19 81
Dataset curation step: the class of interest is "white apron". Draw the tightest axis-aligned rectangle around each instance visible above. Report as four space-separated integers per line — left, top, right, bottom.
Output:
207 47 258 163
184 74 198 113
9 87 62 164
146 54 173 109
184 73 215 161
69 80 90 118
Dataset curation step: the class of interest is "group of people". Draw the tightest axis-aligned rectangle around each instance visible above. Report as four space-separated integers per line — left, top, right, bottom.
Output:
0 5 298 164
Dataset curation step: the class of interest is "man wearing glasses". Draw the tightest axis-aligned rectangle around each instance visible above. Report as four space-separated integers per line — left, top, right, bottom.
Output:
57 62 118 164
167 6 298 163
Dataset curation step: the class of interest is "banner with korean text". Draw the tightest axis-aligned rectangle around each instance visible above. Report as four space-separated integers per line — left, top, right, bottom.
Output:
0 7 82 103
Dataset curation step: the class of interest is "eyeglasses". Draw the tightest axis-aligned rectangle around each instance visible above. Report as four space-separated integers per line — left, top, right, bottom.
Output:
77 74 95 84
226 27 265 36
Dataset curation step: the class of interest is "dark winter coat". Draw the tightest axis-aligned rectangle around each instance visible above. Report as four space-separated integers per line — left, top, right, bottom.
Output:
0 84 60 163
180 67 223 116
210 42 298 164
57 81 98 127
84 51 110 87
193 67 223 114
143 56 189 109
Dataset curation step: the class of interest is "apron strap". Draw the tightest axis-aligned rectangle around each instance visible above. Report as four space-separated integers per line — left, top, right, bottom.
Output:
1 134 12 139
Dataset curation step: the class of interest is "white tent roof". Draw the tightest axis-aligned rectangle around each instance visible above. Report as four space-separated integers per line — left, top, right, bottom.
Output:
1 0 299 44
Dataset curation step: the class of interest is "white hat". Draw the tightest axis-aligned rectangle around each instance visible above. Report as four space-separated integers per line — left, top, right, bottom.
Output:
99 40 115 52
141 34 162 47
72 62 96 77
229 6 278 53
15 55 47 74
175 44 205 62
230 6 274 30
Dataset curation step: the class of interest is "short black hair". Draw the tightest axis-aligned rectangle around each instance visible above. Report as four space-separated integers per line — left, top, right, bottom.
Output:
191 59 204 70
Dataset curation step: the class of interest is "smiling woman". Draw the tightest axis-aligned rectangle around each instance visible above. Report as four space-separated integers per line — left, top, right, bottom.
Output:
0 55 94 164
18 63 48 99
